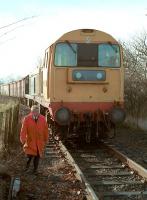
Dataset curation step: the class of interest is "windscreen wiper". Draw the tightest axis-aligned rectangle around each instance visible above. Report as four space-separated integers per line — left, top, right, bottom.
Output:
65 40 76 54
108 41 118 53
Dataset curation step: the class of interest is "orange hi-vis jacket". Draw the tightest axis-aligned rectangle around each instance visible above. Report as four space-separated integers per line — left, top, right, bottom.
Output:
20 112 49 157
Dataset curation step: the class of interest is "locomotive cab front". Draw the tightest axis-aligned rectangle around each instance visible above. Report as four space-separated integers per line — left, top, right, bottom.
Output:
47 29 125 142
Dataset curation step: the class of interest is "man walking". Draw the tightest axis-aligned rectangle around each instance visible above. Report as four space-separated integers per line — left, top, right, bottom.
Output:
20 105 49 174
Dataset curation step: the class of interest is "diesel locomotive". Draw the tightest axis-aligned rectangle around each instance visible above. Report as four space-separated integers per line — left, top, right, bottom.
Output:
0 29 125 143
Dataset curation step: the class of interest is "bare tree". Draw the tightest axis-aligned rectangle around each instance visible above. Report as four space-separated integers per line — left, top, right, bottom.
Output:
122 31 147 126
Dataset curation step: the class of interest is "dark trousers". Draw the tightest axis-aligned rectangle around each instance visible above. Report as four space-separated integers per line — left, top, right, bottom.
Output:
26 154 40 172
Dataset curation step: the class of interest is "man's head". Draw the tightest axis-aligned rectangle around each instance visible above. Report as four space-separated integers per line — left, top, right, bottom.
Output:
31 105 40 114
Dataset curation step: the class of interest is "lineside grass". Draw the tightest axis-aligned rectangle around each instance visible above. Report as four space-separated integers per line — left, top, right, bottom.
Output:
0 102 18 112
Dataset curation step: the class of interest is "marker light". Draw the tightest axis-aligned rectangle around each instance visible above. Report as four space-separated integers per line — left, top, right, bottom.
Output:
96 72 103 80
75 72 82 79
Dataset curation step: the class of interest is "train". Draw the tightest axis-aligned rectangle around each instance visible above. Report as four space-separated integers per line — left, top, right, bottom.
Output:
0 29 125 143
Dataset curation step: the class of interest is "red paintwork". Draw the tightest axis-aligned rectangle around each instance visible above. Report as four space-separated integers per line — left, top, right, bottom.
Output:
48 102 124 118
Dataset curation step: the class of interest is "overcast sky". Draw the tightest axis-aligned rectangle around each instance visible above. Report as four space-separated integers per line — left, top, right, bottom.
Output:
0 0 147 79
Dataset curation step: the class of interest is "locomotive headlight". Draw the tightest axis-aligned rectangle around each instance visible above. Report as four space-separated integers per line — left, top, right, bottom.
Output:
55 107 71 125
75 72 82 79
96 72 103 80
110 107 126 124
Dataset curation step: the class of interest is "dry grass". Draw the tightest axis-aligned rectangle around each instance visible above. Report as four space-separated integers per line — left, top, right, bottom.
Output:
0 102 18 112
0 103 10 112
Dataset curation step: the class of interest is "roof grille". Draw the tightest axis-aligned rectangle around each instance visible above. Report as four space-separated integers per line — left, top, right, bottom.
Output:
81 29 94 33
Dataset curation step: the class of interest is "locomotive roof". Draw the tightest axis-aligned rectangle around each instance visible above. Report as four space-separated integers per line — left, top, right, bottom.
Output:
55 29 118 43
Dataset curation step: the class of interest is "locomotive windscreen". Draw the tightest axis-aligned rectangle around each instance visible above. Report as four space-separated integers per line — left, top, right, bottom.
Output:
54 42 120 68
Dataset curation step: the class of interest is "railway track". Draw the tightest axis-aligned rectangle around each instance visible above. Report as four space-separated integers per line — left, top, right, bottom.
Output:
7 137 147 199
59 141 147 200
